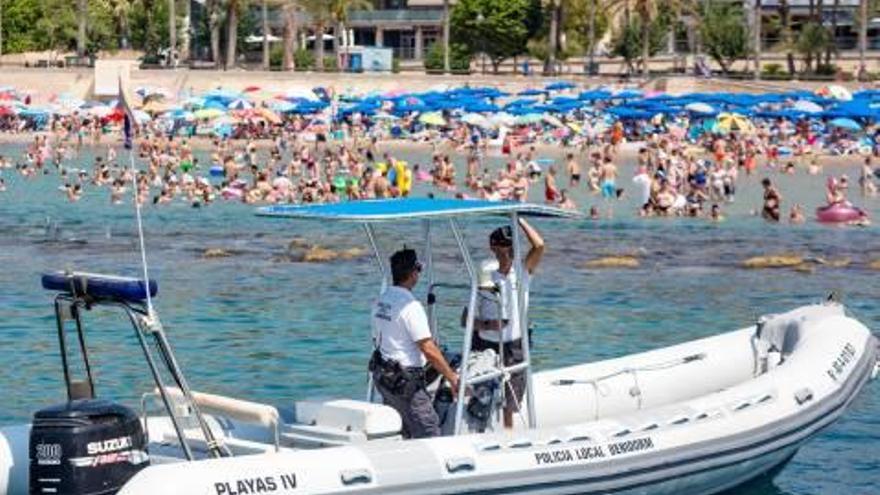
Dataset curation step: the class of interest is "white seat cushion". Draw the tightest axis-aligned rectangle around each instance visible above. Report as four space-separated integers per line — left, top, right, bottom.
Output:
293 399 401 437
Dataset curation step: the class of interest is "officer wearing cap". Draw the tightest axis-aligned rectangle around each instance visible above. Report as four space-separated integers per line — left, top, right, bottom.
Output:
370 247 460 438
473 218 544 429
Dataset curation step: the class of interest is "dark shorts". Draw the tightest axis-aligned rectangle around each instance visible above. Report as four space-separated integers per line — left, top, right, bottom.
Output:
373 369 441 439
471 334 526 411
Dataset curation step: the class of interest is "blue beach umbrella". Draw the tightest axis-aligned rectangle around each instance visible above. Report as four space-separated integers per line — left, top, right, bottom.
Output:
518 89 548 96
546 81 576 91
829 118 862 131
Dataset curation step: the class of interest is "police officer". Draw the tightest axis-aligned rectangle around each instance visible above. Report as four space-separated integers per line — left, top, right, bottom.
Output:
371 248 459 438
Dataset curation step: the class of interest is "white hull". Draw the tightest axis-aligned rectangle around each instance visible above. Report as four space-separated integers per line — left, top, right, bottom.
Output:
2 303 877 495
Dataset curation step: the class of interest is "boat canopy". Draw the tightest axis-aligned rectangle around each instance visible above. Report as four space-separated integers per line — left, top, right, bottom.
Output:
256 198 581 222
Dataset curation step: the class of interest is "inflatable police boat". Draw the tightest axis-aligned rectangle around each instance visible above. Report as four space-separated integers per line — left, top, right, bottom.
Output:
0 200 876 495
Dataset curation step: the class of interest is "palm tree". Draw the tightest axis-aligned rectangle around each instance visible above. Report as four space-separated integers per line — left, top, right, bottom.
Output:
0 0 4 60
443 0 451 72
169 0 177 63
329 0 372 68
181 0 191 62
226 0 242 69
754 0 763 80
206 0 224 68
262 0 270 69
300 0 332 71
282 1 298 70
109 0 132 50
603 0 696 77
779 0 795 75
77 0 88 57
858 0 868 79
827 0 840 67
545 0 561 75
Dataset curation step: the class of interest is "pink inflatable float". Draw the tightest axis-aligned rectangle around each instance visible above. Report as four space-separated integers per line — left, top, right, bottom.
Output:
816 203 868 223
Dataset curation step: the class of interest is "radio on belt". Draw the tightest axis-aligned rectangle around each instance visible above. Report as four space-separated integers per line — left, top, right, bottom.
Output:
29 399 150 495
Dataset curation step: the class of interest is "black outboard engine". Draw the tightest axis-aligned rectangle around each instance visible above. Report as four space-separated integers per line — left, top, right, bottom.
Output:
29 399 150 495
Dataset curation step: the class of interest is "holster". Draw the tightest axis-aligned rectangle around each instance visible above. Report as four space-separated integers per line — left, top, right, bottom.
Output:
370 350 419 396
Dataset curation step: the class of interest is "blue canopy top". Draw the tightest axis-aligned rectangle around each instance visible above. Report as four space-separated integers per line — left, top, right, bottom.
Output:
257 198 581 222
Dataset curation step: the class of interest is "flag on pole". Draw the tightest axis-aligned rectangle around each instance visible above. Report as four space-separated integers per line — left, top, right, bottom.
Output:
117 77 137 149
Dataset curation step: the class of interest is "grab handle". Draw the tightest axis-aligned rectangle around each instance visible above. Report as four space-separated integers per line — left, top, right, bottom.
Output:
445 457 476 474
340 469 372 486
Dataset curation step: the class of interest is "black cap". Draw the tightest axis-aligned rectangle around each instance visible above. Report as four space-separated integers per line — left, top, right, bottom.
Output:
390 247 420 283
489 226 513 247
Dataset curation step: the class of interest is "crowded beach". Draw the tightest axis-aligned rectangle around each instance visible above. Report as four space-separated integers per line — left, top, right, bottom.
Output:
0 81 877 225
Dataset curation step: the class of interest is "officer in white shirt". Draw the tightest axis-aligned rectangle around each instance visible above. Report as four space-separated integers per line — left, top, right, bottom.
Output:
472 219 544 429
371 248 459 438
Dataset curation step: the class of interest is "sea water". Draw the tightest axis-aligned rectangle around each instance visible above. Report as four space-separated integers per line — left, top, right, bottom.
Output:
0 145 877 494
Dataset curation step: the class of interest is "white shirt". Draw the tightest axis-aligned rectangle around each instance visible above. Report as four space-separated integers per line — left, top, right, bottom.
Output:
372 286 432 368
478 269 530 343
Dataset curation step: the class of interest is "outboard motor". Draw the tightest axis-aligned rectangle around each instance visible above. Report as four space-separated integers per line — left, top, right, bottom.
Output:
29 399 149 495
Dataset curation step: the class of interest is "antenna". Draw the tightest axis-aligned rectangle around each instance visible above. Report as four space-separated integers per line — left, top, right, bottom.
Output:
128 151 155 319
118 72 155 320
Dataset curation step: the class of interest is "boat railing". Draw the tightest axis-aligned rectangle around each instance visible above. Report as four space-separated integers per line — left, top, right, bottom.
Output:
43 272 228 460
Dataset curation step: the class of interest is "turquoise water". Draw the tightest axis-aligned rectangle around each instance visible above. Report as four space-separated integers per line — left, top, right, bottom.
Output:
0 144 877 494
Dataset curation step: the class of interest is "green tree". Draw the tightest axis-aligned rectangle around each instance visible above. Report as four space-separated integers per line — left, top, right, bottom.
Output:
797 22 833 74
611 16 665 74
451 0 531 73
424 42 471 72
77 0 87 56
604 0 695 76
700 3 749 75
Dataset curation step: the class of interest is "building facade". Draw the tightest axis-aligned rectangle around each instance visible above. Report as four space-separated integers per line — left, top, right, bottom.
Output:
348 0 449 61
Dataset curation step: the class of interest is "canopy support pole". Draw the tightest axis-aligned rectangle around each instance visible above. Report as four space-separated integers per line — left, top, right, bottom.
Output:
450 218 478 435
424 219 439 343
363 223 386 403
511 212 537 429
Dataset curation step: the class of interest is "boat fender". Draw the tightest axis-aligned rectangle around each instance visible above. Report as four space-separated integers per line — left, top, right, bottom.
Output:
794 388 814 406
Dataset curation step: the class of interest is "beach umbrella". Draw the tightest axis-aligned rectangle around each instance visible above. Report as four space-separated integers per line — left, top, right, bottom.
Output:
194 108 225 120
816 85 853 102
685 102 715 115
228 99 253 110
489 112 516 127
829 117 862 131
283 88 319 102
513 113 544 125
142 100 170 115
546 81 576 91
243 86 261 93
518 89 547 96
255 108 281 124
132 110 151 125
543 115 565 127
372 112 399 121
792 100 823 114
271 101 296 113
88 105 114 118
418 112 446 126
614 89 644 99
0 106 15 117
715 113 754 133
461 113 492 128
